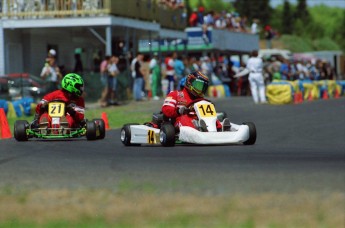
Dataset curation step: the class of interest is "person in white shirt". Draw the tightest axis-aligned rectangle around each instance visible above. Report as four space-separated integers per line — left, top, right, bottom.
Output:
40 52 62 93
234 50 267 104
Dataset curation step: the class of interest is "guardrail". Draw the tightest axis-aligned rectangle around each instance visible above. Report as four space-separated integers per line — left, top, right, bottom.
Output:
0 0 186 30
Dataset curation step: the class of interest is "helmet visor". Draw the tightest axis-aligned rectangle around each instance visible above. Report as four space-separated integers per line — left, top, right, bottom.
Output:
191 78 208 95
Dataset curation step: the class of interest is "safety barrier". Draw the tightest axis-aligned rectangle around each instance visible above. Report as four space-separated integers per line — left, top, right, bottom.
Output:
0 97 36 118
266 80 345 105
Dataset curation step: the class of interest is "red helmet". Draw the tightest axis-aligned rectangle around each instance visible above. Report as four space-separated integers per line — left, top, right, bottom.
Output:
185 71 209 97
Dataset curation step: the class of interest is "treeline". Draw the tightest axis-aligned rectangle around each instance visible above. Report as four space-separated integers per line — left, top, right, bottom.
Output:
186 0 345 53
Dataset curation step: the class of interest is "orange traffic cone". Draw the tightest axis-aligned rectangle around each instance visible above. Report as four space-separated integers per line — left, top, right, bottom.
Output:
294 92 302 104
322 90 329 100
101 112 110 130
308 91 313 101
334 88 340 99
0 108 12 139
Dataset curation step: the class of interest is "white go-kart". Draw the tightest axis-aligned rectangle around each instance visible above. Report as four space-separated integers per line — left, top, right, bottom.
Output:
120 99 256 147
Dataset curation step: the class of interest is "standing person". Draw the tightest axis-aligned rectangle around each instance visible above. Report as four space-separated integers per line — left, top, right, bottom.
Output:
174 54 185 90
107 55 119 105
164 52 176 94
149 53 162 100
99 55 110 107
40 50 62 93
234 50 267 104
132 53 145 101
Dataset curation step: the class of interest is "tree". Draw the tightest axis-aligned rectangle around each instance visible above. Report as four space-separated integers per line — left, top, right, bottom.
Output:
281 0 293 34
294 0 310 24
234 0 272 26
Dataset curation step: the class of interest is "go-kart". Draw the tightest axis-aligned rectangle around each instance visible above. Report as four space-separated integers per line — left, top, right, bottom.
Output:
14 100 106 141
120 99 256 147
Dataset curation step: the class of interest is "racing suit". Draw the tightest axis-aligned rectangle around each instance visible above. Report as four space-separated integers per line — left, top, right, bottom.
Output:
35 89 85 128
162 88 221 130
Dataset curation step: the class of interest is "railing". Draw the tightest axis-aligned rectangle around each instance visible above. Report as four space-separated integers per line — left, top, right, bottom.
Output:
0 0 186 30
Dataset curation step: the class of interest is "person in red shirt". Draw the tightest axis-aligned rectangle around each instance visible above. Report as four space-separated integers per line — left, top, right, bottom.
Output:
34 73 85 128
162 71 229 131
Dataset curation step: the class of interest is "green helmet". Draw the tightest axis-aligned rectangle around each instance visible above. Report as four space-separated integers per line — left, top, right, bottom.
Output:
61 73 84 97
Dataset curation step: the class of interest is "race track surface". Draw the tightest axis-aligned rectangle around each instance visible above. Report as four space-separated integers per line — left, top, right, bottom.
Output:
0 97 344 194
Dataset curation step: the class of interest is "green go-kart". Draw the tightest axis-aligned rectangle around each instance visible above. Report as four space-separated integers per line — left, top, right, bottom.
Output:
14 101 106 141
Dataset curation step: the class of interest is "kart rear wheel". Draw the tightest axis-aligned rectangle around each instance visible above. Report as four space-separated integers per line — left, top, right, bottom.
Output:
14 120 29 141
160 123 175 147
93 118 106 139
86 121 97 140
243 122 256 145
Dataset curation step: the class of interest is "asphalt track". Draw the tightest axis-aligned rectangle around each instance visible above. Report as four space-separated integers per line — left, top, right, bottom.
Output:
0 97 344 194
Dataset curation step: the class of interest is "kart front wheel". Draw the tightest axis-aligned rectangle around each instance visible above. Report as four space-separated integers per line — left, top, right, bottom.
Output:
120 125 132 146
14 120 29 141
243 122 256 145
160 123 175 147
93 118 106 139
86 121 97 140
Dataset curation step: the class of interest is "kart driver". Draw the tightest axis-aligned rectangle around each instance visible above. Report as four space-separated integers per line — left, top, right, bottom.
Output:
162 71 230 131
33 73 85 128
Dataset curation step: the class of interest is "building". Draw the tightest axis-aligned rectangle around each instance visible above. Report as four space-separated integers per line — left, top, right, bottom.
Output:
0 0 258 76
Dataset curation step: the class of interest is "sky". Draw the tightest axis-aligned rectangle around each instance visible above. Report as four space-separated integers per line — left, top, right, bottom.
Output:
269 0 345 8
223 0 345 8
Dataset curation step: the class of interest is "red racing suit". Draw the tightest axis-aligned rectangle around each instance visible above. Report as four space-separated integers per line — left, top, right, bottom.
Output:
35 89 85 128
162 88 221 130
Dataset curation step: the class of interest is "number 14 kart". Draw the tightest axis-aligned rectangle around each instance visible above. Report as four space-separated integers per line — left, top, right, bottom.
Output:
120 99 256 147
14 101 106 141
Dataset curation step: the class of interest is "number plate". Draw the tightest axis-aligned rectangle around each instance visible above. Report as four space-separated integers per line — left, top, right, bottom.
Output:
197 103 216 117
48 102 65 117
147 130 156 144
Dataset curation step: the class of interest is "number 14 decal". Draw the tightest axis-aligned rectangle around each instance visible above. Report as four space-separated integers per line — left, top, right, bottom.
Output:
197 104 216 117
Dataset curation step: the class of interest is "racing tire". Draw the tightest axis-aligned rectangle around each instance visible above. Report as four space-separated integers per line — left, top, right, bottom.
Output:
86 121 97 140
243 122 256 145
93 118 106 139
120 124 132 146
120 124 141 146
14 120 29 141
160 123 175 147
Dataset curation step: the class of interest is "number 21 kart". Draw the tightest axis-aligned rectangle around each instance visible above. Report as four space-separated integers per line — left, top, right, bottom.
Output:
120 99 256 147
14 101 106 141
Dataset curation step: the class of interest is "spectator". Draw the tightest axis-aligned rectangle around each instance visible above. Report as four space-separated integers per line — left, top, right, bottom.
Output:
189 8 198 26
264 25 274 49
149 52 162 100
74 53 83 74
164 52 176 94
174 54 185 89
251 19 259 34
132 53 145 101
99 55 110 107
215 11 227 29
107 55 119 105
40 51 62 93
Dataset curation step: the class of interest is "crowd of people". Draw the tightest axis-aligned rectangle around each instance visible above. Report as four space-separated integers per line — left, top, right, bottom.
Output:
263 56 336 82
39 48 337 107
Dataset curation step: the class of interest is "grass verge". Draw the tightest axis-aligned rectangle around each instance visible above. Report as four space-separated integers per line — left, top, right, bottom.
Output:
0 189 343 227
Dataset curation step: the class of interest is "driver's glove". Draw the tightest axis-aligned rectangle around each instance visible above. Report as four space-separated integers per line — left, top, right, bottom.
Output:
177 106 188 115
66 103 76 116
